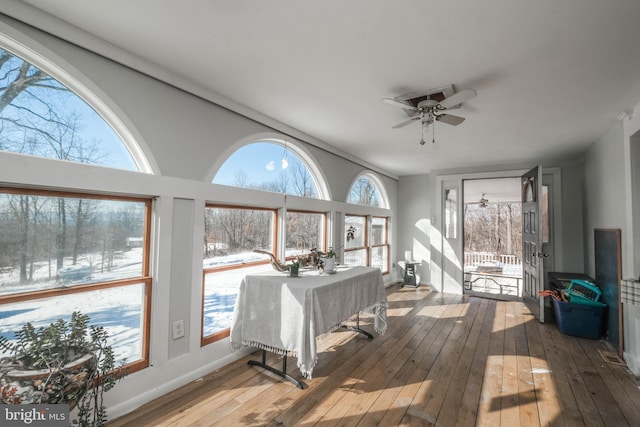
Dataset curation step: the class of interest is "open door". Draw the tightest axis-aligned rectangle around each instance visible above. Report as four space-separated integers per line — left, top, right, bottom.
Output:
522 166 546 322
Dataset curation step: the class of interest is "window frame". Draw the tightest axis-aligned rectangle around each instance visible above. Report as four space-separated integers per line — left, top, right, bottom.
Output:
284 208 327 261
344 214 369 267
201 203 278 346
344 214 391 275
370 216 390 274
0 186 153 375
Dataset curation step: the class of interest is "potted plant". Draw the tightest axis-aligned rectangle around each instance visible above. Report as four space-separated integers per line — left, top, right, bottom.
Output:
0 311 127 426
289 259 300 277
322 247 337 273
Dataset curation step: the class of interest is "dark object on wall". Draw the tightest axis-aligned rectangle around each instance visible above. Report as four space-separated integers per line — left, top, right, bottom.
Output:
594 228 623 356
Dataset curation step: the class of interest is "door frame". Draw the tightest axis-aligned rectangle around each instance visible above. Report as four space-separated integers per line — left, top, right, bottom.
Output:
432 168 562 295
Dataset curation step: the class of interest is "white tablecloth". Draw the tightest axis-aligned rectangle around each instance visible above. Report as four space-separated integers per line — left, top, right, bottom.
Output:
229 265 387 378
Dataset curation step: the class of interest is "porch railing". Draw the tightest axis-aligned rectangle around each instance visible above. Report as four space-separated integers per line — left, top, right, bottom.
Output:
464 252 521 266
464 251 523 297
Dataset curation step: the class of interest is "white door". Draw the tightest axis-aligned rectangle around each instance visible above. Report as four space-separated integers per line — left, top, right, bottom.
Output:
521 166 546 322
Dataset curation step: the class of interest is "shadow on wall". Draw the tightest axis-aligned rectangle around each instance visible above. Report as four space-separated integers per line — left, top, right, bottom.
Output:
413 218 431 285
415 217 463 294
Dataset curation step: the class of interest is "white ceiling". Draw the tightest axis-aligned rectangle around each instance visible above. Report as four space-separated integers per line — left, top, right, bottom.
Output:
7 0 640 178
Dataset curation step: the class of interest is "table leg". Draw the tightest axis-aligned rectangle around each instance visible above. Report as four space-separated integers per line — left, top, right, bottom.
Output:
340 312 374 339
248 350 306 389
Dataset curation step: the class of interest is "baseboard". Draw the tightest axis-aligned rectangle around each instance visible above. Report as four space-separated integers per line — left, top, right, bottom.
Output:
108 348 253 420
624 350 640 376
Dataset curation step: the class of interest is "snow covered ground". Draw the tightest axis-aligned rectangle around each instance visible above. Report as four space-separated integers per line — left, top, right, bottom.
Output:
0 248 313 360
0 248 147 362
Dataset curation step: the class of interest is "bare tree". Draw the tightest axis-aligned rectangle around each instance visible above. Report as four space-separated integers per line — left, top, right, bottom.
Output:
290 162 316 197
464 203 522 258
0 49 113 278
350 176 379 207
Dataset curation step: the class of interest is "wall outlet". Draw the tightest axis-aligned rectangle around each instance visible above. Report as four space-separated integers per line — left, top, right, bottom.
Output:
172 319 185 340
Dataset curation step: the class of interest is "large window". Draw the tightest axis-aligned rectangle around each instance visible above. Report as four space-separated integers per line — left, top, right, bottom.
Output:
0 46 139 171
213 141 322 198
202 205 276 345
286 210 326 259
344 215 390 274
0 188 152 373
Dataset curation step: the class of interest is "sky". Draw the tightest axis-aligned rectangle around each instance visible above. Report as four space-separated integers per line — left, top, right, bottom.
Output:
213 141 303 187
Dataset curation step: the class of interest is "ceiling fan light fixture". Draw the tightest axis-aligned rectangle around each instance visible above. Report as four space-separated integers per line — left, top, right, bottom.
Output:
384 85 477 145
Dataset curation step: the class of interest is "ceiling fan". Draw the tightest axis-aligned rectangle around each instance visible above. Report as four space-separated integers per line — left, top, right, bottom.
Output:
383 88 477 145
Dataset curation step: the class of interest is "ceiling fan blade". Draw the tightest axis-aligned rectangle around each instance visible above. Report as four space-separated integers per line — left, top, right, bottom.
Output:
436 113 465 126
439 89 477 109
392 115 420 129
382 97 416 110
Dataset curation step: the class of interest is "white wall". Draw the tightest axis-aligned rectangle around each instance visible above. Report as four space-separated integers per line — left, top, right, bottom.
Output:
0 14 398 418
397 174 432 287
583 106 640 375
583 123 627 275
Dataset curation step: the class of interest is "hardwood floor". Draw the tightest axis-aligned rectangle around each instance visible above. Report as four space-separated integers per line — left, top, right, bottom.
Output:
110 284 640 426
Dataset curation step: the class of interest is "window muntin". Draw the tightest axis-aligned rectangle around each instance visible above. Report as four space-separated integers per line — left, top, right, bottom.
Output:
213 142 320 198
0 188 152 373
0 47 138 171
202 205 276 344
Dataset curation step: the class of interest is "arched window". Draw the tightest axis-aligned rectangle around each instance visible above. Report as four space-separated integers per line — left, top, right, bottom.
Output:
213 140 325 199
0 42 152 374
344 173 390 272
347 173 389 208
0 46 141 171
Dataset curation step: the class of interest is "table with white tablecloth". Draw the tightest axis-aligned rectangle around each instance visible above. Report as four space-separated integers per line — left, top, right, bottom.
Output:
229 265 387 386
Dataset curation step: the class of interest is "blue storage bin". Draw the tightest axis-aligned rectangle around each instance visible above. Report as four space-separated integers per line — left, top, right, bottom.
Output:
552 297 606 339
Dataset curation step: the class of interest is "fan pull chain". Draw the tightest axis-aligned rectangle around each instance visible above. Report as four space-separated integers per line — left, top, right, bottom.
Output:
432 121 435 144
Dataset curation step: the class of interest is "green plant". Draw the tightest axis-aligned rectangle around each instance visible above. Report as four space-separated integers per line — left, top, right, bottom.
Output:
0 311 127 426
324 247 336 258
